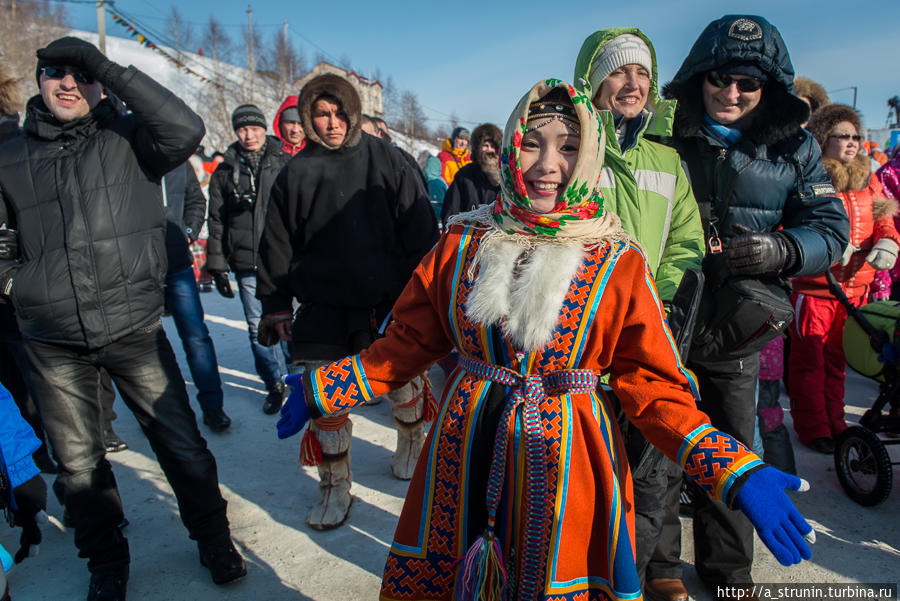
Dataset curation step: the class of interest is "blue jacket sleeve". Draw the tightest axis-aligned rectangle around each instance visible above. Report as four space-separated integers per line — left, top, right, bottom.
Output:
0 384 41 490
780 133 850 276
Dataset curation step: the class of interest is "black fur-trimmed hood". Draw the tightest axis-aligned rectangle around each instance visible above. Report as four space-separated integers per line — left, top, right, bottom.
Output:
662 15 810 146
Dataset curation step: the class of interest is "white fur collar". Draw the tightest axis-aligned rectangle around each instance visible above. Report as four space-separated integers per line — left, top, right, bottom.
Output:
465 240 586 351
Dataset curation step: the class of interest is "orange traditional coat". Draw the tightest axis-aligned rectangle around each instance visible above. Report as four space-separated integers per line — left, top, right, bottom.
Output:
307 223 761 601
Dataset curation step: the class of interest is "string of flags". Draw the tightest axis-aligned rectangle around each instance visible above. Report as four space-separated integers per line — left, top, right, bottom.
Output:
107 9 227 90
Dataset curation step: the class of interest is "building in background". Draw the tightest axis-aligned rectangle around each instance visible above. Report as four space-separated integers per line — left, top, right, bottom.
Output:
294 62 383 118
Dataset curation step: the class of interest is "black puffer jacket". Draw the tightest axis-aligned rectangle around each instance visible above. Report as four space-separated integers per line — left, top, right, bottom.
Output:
0 67 205 348
206 135 290 273
163 162 206 274
662 15 848 285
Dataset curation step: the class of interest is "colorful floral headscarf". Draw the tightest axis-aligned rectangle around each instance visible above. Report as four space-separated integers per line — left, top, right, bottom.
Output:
492 79 607 238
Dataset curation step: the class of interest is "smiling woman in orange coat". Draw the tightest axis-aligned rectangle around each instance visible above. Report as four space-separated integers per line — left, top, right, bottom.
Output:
276 79 815 601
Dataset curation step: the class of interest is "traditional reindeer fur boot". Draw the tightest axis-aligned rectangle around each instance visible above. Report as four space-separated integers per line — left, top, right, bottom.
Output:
388 377 427 480
306 416 354 530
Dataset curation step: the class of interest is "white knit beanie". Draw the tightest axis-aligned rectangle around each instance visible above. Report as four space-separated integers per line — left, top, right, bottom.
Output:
588 34 653 94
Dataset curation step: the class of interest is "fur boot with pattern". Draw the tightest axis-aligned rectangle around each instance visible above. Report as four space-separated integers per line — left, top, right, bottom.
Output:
306 417 353 530
387 377 427 480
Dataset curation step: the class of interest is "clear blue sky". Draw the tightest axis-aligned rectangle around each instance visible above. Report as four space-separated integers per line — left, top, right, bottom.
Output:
66 0 899 136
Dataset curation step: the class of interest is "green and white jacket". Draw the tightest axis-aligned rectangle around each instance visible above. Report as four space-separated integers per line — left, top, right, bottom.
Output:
574 27 704 303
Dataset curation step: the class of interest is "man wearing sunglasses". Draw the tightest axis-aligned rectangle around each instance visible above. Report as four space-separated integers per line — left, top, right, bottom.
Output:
654 15 849 596
0 36 245 600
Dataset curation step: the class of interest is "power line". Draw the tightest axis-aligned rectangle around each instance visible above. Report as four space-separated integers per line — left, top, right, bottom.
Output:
106 2 247 91
287 26 348 71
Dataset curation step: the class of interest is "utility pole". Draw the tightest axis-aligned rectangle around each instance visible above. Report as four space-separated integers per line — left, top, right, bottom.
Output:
281 18 289 92
10 0 15 23
97 0 106 54
829 86 858 109
247 4 254 102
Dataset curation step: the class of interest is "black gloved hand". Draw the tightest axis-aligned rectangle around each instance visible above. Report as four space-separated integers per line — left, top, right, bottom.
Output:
726 225 797 276
210 271 234 298
0 229 17 261
36 36 121 87
12 474 47 564
0 267 17 299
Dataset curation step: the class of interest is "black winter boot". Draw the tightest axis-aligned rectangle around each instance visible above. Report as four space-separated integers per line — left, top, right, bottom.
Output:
87 567 128 601
198 536 246 584
104 428 128 453
262 381 286 415
202 408 232 432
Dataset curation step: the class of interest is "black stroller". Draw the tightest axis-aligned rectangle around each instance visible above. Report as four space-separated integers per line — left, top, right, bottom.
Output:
826 271 900 505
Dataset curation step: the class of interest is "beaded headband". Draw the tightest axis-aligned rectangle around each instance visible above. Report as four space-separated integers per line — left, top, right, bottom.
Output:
526 100 580 134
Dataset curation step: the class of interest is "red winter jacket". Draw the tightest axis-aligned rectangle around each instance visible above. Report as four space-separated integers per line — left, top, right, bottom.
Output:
793 155 900 299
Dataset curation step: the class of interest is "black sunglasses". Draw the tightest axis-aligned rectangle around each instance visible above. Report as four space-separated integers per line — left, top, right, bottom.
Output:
706 71 763 93
41 66 94 85
828 134 863 142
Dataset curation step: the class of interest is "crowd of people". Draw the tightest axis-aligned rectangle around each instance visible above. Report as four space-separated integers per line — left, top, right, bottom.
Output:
0 12 898 601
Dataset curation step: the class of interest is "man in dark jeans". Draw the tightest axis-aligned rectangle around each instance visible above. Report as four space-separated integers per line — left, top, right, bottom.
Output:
162 161 231 432
0 37 244 600
207 104 292 415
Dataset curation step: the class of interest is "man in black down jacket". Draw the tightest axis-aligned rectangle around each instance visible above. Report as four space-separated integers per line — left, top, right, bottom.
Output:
207 104 292 415
257 73 439 530
0 37 244 600
641 16 849 597
440 122 502 224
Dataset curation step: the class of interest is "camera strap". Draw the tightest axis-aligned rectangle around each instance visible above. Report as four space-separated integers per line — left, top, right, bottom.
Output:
231 156 257 203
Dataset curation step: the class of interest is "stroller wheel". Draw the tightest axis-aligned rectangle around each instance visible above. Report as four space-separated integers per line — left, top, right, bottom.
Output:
834 426 893 506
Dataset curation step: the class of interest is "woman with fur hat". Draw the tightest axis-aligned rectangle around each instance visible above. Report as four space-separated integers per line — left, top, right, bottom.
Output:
274 79 813 601
661 15 849 590
789 104 900 452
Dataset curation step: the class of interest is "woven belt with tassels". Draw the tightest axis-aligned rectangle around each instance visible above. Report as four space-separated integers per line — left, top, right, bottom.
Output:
455 356 597 601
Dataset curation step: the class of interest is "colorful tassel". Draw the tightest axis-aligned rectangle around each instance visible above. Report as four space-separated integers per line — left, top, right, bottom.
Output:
454 530 508 601
299 425 322 466
420 374 439 423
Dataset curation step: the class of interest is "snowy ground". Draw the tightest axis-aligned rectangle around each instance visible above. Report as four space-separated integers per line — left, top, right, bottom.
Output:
2 285 899 600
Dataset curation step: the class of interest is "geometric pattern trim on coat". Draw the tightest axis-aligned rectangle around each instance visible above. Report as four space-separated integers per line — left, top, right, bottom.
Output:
310 354 375 415
305 224 761 601
678 425 762 502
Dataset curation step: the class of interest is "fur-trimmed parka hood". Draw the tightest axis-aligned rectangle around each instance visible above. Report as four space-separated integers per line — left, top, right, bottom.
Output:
807 103 861 150
298 73 362 150
824 153 871 193
794 77 829 114
662 15 810 146
469 123 501 167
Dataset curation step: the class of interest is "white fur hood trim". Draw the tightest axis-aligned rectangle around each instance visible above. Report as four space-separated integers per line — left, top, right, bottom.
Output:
465 240 586 351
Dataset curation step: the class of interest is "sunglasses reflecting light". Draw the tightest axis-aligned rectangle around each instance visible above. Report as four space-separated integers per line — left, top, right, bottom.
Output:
41 66 94 85
706 71 763 93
